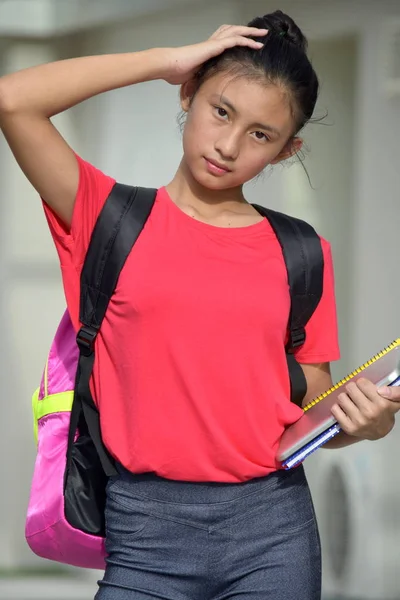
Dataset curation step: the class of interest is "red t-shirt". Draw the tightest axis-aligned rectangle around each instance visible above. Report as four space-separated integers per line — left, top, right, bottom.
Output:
43 155 340 483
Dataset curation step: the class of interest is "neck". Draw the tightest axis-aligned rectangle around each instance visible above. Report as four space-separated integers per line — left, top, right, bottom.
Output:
166 157 246 210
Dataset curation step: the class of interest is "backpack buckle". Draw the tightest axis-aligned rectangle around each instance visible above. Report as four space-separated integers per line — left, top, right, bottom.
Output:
76 326 97 356
287 327 306 352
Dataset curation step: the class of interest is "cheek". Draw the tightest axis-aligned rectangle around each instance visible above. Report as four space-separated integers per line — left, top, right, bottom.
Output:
183 109 212 155
241 136 291 175
239 147 271 177
182 122 200 159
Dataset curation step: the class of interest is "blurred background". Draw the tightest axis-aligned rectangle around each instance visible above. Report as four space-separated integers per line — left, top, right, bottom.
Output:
0 0 399 598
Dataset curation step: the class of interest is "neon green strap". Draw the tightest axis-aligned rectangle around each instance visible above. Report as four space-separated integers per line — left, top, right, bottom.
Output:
32 389 74 444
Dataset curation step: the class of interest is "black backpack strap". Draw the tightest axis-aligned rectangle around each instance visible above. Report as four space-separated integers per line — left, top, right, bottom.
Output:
252 204 324 406
66 185 157 481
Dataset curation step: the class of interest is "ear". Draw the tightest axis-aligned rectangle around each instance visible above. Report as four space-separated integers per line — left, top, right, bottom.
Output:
180 79 199 112
270 137 303 164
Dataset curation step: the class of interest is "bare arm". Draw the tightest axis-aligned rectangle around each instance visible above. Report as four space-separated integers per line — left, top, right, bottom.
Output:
0 49 168 227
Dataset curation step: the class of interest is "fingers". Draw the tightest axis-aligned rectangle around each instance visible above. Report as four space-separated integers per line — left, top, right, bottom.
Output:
212 35 265 54
354 378 398 413
331 401 359 436
212 25 268 39
331 396 383 438
332 391 370 432
226 36 265 50
207 24 269 56
331 377 397 438
210 26 268 50
343 380 376 410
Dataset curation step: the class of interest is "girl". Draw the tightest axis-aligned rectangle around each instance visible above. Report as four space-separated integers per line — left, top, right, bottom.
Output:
1 9 399 600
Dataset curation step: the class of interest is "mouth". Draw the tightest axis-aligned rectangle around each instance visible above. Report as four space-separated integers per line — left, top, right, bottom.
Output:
204 157 231 175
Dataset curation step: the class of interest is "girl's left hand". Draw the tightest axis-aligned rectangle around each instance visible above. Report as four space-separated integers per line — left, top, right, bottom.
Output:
331 378 400 440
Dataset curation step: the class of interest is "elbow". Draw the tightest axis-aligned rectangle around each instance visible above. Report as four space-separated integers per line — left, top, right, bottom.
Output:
0 79 21 118
0 83 13 118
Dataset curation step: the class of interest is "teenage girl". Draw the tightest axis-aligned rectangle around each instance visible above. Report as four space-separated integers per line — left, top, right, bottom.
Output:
1 9 399 600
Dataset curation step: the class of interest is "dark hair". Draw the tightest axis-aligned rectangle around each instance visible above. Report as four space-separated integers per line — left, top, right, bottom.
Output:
194 10 319 136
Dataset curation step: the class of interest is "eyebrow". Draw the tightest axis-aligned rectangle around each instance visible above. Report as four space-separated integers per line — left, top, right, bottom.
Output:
212 94 281 137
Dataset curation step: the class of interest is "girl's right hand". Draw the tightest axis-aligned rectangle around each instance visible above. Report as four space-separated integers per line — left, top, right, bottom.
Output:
163 25 268 85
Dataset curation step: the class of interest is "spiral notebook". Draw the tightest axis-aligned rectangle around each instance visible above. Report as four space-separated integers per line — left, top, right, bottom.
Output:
278 339 400 470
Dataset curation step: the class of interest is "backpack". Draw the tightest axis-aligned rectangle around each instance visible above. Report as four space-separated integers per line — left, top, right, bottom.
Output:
25 184 324 569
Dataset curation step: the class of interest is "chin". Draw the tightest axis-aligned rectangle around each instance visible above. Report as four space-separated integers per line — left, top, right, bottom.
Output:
189 164 238 191
197 176 230 191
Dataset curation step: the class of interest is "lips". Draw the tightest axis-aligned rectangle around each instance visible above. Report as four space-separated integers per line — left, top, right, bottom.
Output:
205 158 231 173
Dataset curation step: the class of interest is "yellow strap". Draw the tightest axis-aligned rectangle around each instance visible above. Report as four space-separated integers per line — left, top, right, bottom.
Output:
31 389 74 444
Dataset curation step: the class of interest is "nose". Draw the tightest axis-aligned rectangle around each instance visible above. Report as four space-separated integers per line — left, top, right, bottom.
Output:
214 128 241 162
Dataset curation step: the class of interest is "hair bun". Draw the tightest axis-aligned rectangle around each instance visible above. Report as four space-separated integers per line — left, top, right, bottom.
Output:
249 10 308 53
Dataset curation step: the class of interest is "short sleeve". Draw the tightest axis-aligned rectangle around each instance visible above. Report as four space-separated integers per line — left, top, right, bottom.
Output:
42 154 116 269
294 239 340 364
42 155 116 330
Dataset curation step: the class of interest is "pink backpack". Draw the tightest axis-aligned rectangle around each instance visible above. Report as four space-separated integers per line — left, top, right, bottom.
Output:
25 185 157 568
25 185 324 568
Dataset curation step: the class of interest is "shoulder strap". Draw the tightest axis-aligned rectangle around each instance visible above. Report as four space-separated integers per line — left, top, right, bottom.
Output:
66 185 157 481
252 204 324 405
80 184 157 331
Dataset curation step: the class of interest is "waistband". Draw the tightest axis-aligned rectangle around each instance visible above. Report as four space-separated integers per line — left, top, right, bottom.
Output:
112 463 306 504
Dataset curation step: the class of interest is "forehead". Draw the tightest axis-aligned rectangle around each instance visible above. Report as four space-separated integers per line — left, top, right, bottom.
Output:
199 72 294 134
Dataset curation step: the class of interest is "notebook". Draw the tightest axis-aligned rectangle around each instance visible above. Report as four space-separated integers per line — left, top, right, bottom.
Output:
278 339 400 470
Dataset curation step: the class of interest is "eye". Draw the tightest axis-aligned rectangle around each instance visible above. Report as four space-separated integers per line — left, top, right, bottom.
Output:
214 106 228 119
253 131 269 142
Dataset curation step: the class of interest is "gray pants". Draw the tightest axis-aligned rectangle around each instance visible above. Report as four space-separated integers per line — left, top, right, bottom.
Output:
95 464 321 599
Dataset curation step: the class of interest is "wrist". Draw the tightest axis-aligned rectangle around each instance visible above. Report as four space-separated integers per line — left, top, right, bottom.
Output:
140 47 175 83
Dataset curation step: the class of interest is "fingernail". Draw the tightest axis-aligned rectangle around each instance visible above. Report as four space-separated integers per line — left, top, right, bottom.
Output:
378 386 391 397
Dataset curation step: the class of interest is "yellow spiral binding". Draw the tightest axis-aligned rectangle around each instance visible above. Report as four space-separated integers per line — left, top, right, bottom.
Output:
302 338 400 412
